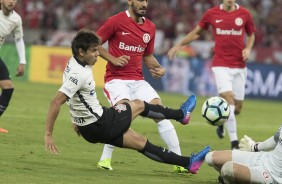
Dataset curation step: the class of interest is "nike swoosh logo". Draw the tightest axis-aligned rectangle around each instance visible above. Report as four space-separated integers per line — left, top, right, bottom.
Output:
216 19 223 23
114 95 121 100
122 31 130 36
224 106 228 111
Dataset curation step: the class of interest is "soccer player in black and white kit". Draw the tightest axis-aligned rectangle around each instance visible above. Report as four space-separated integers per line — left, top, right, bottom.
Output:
44 29 210 174
0 0 26 133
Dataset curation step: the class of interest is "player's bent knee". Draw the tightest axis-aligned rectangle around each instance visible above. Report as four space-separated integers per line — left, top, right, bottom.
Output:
131 99 145 111
205 151 214 167
221 161 235 183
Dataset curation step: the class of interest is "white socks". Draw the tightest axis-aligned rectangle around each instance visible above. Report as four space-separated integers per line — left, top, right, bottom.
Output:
100 144 115 161
226 105 238 142
157 119 181 155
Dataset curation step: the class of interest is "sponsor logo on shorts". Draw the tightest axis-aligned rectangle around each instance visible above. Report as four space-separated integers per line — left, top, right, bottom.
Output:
114 104 127 113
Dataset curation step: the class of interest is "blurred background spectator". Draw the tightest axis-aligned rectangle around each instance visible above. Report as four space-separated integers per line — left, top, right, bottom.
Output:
8 0 282 63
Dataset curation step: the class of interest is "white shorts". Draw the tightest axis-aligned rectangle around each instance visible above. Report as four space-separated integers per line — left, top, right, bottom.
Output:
232 150 277 184
211 67 247 100
104 79 160 106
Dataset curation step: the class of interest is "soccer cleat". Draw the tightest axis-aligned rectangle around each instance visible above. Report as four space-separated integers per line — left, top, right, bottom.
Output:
216 125 225 139
186 146 210 174
178 94 196 125
97 158 113 170
173 165 188 173
0 127 8 133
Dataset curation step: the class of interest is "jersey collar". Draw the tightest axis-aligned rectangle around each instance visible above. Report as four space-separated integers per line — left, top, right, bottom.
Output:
125 10 145 22
220 3 239 10
74 56 86 67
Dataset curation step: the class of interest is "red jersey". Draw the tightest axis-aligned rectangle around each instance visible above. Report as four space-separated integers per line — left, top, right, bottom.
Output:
199 4 255 68
97 11 156 82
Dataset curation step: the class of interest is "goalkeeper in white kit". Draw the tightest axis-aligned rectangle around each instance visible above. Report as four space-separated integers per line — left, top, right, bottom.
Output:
205 125 282 184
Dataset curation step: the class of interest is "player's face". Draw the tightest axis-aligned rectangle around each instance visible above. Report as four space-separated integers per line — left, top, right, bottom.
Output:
81 46 100 66
223 0 236 8
130 0 148 17
1 0 17 12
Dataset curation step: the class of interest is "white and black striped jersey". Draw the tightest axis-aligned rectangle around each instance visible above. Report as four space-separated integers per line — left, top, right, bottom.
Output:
0 10 23 48
59 56 103 126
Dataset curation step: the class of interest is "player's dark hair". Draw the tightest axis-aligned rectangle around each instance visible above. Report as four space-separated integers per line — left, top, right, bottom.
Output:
71 28 101 56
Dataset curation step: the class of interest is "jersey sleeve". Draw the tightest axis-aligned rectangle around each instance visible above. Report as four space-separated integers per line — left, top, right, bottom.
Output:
245 11 256 35
198 10 211 30
59 73 85 98
12 15 23 40
144 24 155 55
96 17 117 44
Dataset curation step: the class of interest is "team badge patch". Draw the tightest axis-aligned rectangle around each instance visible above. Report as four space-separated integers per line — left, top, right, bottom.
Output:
235 18 243 26
262 171 269 179
114 104 127 113
143 33 150 43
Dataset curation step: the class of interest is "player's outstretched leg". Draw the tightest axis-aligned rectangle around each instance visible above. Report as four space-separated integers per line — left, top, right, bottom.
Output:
186 146 210 174
139 94 196 124
178 94 196 125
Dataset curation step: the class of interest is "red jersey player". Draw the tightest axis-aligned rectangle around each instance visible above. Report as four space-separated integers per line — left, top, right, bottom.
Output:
96 0 196 173
168 0 255 150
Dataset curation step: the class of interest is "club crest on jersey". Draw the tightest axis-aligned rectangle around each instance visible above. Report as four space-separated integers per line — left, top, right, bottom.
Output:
114 104 127 113
263 172 269 179
235 18 243 26
143 33 150 43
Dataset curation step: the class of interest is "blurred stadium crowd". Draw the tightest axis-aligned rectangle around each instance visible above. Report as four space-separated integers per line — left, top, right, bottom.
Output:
14 0 282 53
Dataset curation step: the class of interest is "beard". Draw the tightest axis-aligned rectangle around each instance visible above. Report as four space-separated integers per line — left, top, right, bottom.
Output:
131 2 146 17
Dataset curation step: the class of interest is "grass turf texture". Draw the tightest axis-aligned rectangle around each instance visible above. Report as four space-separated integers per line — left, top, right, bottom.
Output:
0 81 281 184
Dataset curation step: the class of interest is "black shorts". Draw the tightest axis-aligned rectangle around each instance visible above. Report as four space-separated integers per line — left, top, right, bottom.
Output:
78 102 132 147
0 58 10 80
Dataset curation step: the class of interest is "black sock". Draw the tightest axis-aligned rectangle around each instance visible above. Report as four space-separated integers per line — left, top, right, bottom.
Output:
139 140 190 167
0 88 14 116
140 102 183 120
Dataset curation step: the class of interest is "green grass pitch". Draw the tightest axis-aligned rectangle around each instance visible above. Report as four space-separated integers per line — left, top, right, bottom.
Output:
0 80 281 184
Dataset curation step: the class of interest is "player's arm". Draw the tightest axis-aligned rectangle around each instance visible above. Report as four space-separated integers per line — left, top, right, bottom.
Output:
97 46 129 67
167 25 202 60
239 126 281 152
15 37 26 76
242 32 255 61
143 54 165 79
45 91 68 154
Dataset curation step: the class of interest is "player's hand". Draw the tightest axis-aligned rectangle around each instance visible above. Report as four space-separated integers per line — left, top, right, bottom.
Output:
112 55 130 67
239 135 257 152
45 134 60 155
16 64 25 76
150 66 165 79
167 45 181 61
242 48 251 61
72 124 81 137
